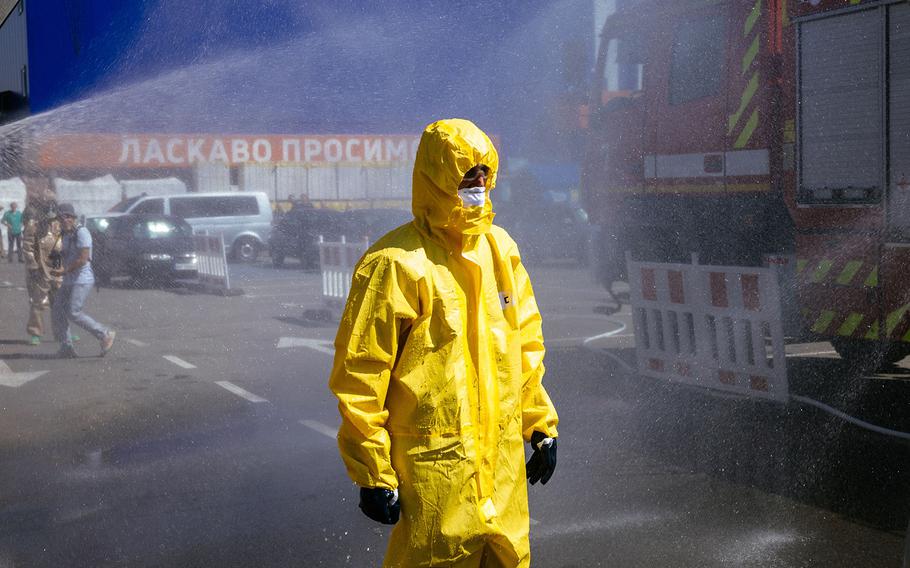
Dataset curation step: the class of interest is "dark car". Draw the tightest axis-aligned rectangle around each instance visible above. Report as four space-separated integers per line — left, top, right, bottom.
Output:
91 214 198 284
269 207 346 268
269 207 412 268
83 214 119 235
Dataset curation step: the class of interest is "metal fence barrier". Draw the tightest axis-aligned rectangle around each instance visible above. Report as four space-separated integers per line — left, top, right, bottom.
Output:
627 253 788 402
194 234 232 292
319 235 370 309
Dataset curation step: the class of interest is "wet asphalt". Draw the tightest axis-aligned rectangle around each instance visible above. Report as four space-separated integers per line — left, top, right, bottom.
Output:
0 256 906 567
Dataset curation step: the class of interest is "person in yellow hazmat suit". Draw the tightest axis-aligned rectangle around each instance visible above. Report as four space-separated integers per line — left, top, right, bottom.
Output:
329 118 559 568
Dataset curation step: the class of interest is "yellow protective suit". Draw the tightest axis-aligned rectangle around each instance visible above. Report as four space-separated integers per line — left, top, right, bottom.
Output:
329 118 558 568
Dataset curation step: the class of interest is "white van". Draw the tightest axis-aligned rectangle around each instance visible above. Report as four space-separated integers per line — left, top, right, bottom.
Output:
107 191 272 262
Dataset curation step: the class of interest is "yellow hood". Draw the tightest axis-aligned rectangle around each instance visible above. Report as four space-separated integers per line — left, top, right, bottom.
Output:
411 118 499 243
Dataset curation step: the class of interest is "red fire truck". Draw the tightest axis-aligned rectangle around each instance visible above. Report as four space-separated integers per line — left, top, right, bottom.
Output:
583 0 910 374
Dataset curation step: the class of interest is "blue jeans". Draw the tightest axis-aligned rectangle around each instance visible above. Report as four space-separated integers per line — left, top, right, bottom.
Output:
53 283 109 346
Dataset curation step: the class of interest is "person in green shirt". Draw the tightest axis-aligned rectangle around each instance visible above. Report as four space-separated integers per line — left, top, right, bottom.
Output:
1 201 24 263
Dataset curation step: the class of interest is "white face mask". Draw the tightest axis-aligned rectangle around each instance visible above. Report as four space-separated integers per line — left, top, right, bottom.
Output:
458 186 486 208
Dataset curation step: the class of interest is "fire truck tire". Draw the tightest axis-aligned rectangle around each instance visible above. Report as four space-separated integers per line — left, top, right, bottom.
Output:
830 338 910 370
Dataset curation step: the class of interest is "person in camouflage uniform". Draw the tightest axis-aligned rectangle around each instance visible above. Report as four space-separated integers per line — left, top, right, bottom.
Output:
23 192 62 346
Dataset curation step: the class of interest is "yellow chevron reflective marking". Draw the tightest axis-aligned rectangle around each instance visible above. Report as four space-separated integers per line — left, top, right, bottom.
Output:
744 0 763 37
742 35 760 75
783 119 795 143
864 266 879 287
838 313 864 336
734 109 760 149
796 259 808 274
811 259 834 283
729 3 762 150
835 261 863 286
865 320 879 340
886 304 910 336
811 310 836 333
728 72 760 135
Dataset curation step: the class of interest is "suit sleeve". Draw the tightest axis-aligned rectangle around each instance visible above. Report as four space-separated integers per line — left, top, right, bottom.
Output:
513 255 559 442
22 221 39 270
328 252 418 490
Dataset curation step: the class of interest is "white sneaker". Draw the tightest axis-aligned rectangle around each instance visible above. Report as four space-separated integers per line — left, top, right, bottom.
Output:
100 331 116 356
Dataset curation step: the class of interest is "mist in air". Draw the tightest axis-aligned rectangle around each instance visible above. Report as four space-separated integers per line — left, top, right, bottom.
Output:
0 2 906 567
4 1 592 160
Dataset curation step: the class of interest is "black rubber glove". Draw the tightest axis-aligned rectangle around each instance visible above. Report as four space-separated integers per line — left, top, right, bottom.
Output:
358 487 400 525
526 431 557 485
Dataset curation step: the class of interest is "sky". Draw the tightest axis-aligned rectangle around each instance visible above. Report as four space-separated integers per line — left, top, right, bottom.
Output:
23 0 596 160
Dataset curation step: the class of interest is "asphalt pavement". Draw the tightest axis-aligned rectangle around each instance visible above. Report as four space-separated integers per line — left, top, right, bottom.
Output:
0 256 906 567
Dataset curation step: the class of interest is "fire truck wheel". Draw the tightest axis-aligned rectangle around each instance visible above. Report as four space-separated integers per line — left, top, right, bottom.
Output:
830 338 910 370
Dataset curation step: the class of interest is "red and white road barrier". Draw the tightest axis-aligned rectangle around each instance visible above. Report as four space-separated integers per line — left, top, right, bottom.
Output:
627 253 788 401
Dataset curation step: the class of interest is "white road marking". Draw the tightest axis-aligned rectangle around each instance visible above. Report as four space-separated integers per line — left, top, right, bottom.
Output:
785 350 838 358
530 518 540 526
1 280 11 287
124 338 148 347
0 360 49 388
582 322 629 346
277 337 335 355
299 419 337 439
216 381 268 403
546 313 628 321
550 334 635 348
163 355 196 369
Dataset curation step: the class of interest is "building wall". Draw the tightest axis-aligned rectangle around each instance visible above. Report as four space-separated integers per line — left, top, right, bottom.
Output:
193 163 229 194
0 1 28 97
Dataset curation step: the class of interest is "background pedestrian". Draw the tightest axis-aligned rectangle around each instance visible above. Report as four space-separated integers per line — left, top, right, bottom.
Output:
23 196 62 346
2 201 24 262
51 203 115 358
